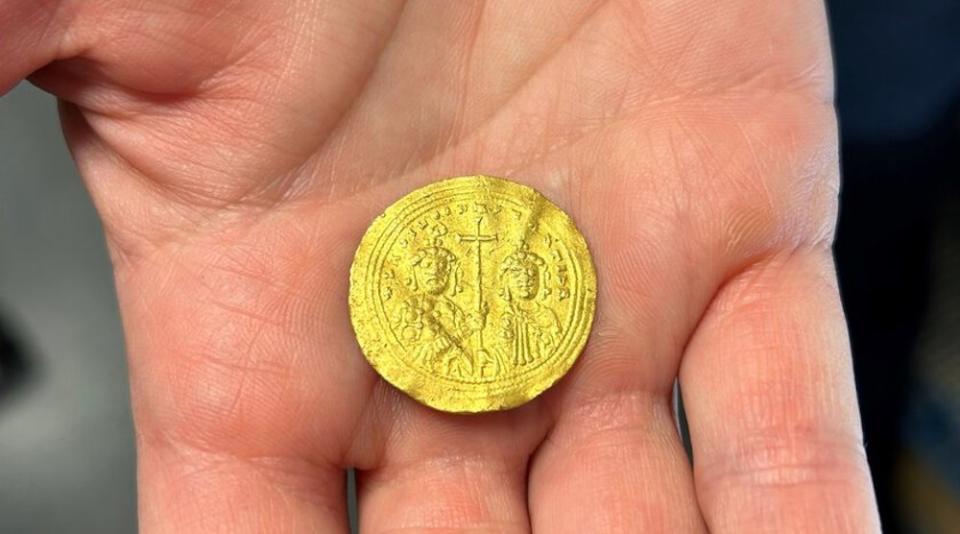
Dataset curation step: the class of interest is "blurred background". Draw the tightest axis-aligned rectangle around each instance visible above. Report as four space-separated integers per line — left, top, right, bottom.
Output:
1 1 958 532
0 87 136 530
831 1 960 532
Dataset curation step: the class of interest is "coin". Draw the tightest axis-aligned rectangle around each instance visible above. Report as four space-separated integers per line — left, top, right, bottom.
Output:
349 175 596 412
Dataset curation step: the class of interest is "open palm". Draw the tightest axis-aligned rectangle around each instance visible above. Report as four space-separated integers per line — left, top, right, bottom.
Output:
4 0 878 532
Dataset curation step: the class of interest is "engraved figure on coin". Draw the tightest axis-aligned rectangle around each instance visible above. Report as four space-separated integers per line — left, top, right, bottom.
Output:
497 244 562 367
392 224 483 379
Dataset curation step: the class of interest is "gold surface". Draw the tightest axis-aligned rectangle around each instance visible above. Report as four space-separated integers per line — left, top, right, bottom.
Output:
349 176 597 412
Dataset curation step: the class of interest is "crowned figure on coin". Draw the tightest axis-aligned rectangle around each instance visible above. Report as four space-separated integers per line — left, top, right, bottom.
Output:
392 224 484 379
497 244 562 367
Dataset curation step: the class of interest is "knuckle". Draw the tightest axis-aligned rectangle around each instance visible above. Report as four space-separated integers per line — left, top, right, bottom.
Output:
694 426 870 500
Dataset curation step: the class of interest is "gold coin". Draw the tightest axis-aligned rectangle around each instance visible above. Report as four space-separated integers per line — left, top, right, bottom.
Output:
349 175 596 412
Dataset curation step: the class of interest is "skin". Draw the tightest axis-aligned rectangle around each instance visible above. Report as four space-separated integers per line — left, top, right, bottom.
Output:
2 0 880 532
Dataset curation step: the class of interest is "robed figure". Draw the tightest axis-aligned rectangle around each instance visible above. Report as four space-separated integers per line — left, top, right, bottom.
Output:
393 245 481 378
497 246 562 367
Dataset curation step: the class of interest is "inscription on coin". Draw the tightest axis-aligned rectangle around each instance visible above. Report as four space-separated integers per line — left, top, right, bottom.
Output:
349 176 596 412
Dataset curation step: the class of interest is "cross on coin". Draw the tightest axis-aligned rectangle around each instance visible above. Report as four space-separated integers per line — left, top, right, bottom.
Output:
457 216 497 352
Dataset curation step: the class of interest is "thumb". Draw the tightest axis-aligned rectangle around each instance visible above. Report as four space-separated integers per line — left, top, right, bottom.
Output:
4 1 406 263
0 1 75 94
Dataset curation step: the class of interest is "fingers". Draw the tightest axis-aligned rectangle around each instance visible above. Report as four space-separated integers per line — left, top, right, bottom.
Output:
679 249 880 532
527 375 706 533
355 386 549 533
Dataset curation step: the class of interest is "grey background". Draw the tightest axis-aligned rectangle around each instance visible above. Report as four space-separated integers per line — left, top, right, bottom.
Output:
0 84 137 533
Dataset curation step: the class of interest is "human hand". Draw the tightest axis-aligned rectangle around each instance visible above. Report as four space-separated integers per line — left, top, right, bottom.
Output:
3 1 879 532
